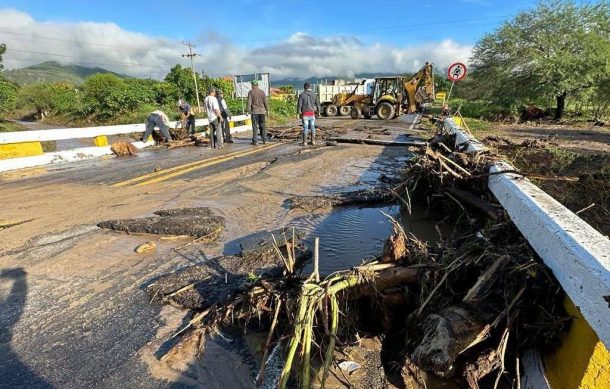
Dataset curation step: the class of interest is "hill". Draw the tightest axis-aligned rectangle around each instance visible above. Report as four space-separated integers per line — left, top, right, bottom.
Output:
2 61 127 86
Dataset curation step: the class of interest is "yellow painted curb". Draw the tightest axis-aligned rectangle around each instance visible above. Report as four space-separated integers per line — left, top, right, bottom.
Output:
0 142 44 159
544 298 610 389
93 135 109 147
245 119 252 125
229 121 235 128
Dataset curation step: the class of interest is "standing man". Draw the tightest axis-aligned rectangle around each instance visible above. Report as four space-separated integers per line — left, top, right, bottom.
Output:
247 80 269 145
179 99 196 135
297 82 321 146
204 87 223 149
142 110 173 143
217 90 233 143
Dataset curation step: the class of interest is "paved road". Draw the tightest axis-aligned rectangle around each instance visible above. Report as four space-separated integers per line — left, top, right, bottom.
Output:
0 116 428 388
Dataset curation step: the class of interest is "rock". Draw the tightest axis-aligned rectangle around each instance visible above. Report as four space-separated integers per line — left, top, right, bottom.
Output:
111 141 138 156
135 241 156 253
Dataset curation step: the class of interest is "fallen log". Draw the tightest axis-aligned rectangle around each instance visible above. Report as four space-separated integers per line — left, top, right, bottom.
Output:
444 187 502 220
289 188 395 211
328 136 426 147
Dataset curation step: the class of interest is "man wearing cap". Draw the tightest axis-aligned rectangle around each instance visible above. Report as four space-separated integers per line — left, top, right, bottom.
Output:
179 99 196 135
297 82 322 146
142 110 173 143
217 90 233 143
204 87 223 148
246 80 269 145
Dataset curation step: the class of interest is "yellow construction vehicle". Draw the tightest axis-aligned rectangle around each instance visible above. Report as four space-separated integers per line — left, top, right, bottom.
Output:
350 62 435 120
330 83 370 116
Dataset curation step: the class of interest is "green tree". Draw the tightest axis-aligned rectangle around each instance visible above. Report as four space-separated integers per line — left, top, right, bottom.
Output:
0 43 6 71
17 82 79 119
0 77 18 114
470 0 610 119
81 73 125 118
164 64 200 104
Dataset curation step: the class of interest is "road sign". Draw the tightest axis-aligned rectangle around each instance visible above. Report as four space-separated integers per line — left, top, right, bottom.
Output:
447 62 467 82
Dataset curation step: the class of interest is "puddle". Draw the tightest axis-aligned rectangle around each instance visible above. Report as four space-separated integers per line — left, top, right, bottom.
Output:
289 205 395 274
287 203 443 275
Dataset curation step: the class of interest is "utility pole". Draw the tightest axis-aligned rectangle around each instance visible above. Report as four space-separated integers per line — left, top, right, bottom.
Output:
182 41 201 113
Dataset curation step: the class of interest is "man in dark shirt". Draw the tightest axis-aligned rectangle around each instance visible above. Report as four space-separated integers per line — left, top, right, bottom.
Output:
179 99 196 135
246 80 269 145
297 82 322 145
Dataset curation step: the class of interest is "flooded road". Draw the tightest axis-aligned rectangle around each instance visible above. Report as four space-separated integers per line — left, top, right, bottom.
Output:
0 116 435 388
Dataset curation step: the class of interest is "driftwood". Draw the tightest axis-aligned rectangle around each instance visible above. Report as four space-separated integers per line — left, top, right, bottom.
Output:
289 188 395 211
328 136 426 147
444 187 502 220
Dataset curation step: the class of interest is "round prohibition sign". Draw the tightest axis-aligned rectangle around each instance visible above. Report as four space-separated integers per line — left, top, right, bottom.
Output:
447 62 467 82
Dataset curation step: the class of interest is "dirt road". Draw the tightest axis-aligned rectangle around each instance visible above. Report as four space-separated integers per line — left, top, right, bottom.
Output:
0 116 426 388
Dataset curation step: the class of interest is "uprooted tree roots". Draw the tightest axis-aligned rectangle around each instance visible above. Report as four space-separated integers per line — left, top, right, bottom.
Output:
148 130 570 388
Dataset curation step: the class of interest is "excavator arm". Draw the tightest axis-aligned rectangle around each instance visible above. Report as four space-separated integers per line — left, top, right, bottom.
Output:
403 62 435 114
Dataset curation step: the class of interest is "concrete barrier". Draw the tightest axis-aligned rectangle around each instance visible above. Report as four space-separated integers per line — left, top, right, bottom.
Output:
0 115 253 172
443 117 610 388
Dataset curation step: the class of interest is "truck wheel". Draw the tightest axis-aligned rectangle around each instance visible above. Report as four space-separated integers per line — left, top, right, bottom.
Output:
339 106 351 116
376 102 396 120
325 104 338 116
350 107 361 119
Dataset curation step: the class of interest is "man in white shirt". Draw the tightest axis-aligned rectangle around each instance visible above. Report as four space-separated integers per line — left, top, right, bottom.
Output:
142 110 173 142
204 87 223 148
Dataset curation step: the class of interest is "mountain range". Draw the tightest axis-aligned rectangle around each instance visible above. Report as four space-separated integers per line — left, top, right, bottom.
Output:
2 61 126 86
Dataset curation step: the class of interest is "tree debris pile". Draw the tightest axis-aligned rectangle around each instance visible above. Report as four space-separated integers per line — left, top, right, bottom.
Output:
98 207 224 238
146 138 569 388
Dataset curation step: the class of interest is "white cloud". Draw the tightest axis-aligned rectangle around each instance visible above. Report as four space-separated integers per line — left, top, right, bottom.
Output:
0 9 473 81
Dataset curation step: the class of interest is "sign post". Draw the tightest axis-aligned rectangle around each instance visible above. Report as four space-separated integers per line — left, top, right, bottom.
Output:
446 62 467 105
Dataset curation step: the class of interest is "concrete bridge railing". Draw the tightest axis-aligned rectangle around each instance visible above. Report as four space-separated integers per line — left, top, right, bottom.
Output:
0 115 253 172
443 117 610 388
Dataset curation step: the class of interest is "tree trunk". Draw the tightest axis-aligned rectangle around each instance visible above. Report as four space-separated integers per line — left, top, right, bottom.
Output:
555 92 567 120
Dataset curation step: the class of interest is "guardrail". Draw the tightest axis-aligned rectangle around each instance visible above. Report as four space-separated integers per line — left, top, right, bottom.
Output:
444 117 610 388
443 117 610 348
0 115 252 172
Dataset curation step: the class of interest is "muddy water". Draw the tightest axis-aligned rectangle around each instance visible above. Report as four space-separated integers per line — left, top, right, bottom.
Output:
289 205 395 274
288 204 443 274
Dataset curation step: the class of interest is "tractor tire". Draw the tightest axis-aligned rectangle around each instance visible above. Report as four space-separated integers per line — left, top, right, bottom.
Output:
339 106 351 116
324 104 338 117
376 102 396 120
350 107 361 120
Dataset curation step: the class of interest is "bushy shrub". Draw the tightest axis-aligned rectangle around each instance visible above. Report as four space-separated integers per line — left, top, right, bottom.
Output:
0 77 17 114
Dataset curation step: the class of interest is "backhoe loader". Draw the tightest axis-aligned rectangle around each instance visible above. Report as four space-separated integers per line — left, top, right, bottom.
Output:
350 62 435 120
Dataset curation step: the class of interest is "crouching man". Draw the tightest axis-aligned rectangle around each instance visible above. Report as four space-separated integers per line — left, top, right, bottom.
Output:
142 110 173 142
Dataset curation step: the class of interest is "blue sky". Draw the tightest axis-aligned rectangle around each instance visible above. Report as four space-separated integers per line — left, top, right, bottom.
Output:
0 0 538 46
0 1 547 79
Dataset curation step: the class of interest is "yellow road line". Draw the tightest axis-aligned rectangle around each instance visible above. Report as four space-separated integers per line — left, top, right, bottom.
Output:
112 144 277 187
129 143 280 187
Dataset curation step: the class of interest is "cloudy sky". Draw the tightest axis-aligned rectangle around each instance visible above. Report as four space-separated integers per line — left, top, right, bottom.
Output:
0 0 540 80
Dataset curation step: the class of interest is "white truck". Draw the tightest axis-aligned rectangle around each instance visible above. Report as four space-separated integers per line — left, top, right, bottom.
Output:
317 79 375 116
